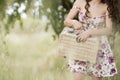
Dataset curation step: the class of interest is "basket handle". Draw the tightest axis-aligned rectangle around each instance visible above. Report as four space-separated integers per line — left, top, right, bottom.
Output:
67 28 82 43
67 28 81 34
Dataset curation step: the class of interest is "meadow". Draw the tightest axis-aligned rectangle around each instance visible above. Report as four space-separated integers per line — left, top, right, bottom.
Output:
0 18 120 80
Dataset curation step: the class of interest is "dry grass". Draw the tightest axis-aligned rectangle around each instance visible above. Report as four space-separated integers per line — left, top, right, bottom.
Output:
0 19 120 80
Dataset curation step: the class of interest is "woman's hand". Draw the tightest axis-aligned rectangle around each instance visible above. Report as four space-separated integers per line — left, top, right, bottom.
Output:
72 20 83 30
76 30 91 42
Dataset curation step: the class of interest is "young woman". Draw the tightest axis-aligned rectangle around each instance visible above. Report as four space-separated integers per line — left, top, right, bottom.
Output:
64 0 120 80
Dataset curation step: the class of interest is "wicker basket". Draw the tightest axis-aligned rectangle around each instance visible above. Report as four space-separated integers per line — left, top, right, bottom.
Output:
59 27 100 63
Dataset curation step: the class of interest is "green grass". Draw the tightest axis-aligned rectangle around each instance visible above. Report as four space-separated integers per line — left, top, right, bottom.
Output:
0 30 72 80
0 19 120 80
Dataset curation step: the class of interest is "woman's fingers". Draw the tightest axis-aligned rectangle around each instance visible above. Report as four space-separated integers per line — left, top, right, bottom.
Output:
76 30 91 42
82 38 87 42
77 34 87 42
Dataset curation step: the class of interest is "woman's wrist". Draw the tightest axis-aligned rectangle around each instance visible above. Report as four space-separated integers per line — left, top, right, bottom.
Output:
71 20 83 27
71 20 76 26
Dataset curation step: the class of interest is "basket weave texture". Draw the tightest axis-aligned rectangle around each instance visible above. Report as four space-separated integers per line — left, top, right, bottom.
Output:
59 27 100 63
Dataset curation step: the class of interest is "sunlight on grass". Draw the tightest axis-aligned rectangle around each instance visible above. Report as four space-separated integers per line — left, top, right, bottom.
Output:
0 19 120 80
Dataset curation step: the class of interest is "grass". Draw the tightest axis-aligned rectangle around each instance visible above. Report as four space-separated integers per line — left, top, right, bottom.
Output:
0 19 120 80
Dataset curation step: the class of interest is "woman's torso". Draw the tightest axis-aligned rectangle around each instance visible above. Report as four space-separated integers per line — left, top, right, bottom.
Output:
78 11 106 30
77 1 107 30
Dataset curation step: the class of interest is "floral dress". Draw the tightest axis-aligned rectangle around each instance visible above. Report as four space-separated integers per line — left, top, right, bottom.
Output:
67 10 118 77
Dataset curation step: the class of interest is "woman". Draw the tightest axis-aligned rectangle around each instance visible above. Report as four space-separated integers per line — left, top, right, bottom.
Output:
64 0 120 80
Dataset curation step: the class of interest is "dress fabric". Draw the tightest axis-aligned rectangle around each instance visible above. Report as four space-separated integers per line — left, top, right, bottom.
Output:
67 11 118 77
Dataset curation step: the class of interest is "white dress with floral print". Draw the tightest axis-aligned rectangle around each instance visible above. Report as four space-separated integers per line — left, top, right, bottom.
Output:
67 11 118 77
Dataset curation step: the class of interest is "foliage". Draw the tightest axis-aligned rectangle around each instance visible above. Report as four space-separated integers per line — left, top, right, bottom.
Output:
0 0 75 36
38 0 74 37
0 0 120 80
0 0 120 36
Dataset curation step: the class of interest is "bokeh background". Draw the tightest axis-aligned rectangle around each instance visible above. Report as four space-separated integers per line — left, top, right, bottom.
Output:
0 0 120 80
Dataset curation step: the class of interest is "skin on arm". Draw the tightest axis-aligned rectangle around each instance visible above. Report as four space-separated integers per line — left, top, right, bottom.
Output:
60 0 84 57
89 11 112 36
64 0 83 30
77 10 113 41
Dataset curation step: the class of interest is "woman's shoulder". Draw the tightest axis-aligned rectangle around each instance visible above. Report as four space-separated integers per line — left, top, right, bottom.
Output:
75 0 86 2
74 0 86 4
101 3 108 13
73 0 86 9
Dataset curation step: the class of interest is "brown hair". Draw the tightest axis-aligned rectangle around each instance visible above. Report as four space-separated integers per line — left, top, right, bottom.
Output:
85 0 120 24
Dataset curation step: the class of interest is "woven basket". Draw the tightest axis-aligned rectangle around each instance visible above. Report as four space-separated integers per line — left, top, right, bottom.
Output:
59 27 100 63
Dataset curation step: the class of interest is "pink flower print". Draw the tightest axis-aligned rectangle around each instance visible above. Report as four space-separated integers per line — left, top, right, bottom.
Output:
98 52 104 58
78 61 86 66
110 68 116 74
79 13 86 21
96 64 102 70
100 16 103 18
81 15 86 20
79 12 86 20
108 57 114 64
102 43 107 49
100 15 105 18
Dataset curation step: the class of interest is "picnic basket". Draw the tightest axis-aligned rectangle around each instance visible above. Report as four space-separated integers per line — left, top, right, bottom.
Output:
59 27 100 63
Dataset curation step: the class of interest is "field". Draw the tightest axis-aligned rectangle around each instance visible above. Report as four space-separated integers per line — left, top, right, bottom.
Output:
0 19 120 80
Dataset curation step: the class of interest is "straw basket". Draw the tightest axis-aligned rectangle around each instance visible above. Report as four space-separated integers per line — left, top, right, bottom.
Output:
59 27 100 63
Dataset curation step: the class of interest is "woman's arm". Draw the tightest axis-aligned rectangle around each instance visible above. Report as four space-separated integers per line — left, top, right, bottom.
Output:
64 0 83 29
77 10 113 41
89 11 112 36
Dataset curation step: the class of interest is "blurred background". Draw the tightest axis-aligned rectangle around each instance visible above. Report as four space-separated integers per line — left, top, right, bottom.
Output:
0 0 120 80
